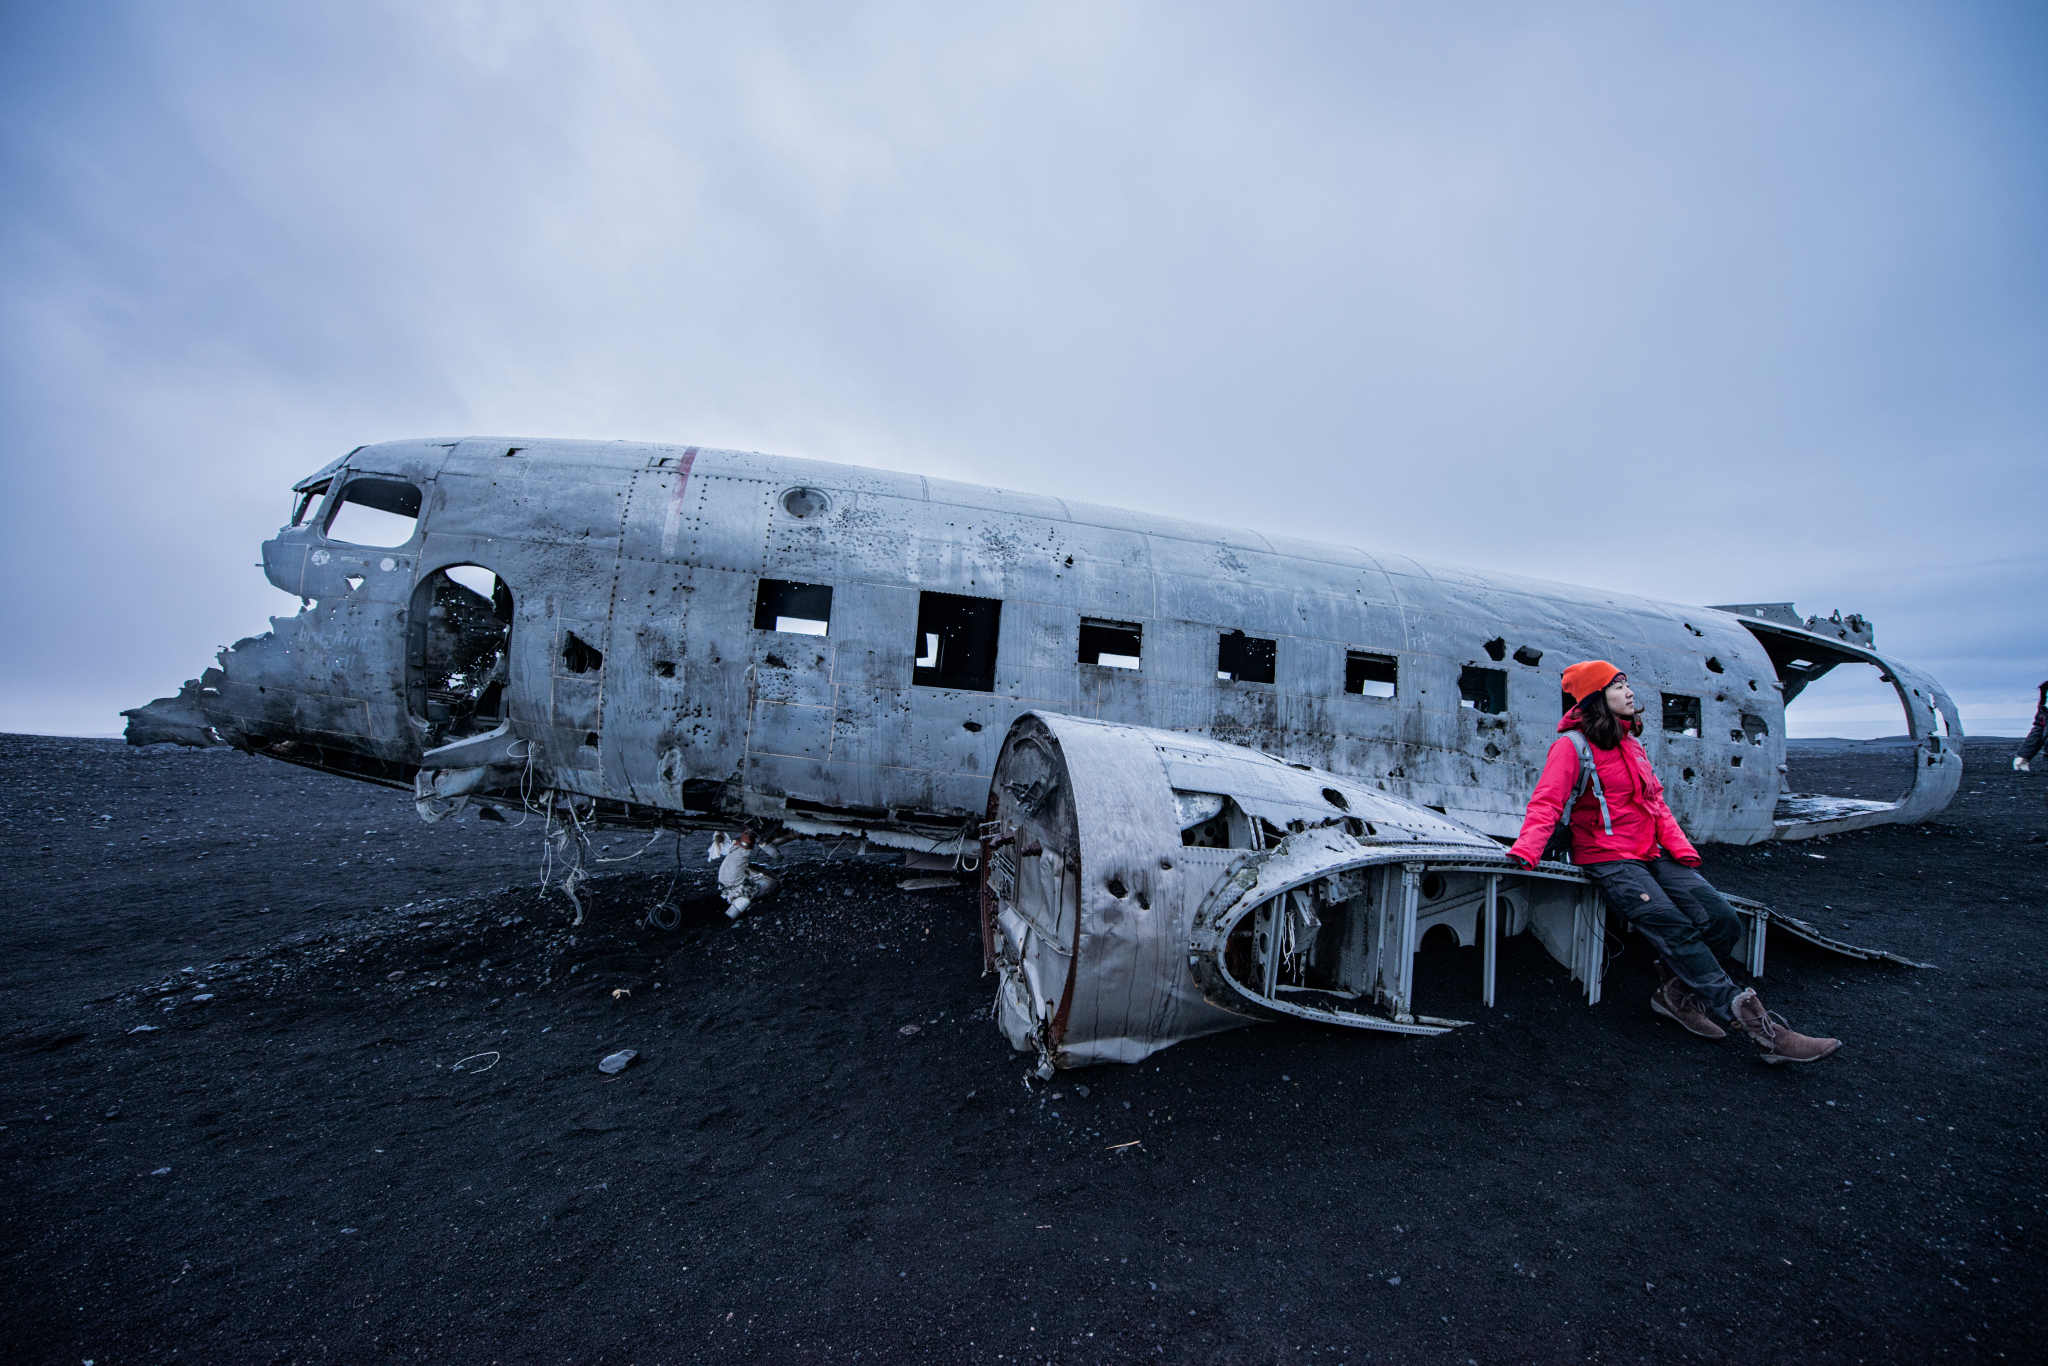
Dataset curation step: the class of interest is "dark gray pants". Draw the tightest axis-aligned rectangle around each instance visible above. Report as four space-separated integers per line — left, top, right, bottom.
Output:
1584 858 1744 1018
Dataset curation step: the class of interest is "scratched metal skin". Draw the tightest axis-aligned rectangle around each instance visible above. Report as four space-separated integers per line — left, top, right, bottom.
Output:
125 436 1963 847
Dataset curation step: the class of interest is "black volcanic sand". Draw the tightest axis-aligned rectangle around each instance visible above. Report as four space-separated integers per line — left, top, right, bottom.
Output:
3 735 2044 1365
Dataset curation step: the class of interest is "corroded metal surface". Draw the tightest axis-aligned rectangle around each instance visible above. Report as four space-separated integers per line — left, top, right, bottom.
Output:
126 437 1962 847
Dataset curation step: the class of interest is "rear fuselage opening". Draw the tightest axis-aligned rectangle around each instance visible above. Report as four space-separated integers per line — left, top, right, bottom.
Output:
1719 611 1960 837
1780 658 1925 807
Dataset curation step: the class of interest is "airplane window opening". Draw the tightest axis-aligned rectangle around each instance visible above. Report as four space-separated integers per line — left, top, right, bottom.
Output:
291 479 331 526
1705 657 1726 673
407 565 513 746
324 477 421 547
754 579 833 636
1216 631 1276 685
1458 665 1507 715
1345 651 1397 699
914 591 1002 692
1661 693 1702 738
1079 619 1143 671
1483 638 1507 662
1513 645 1543 667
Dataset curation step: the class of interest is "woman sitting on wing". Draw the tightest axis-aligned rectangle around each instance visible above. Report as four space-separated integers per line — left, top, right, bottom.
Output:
1507 660 1840 1064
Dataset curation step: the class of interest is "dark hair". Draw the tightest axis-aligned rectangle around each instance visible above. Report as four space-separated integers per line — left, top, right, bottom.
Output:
1572 683 1643 750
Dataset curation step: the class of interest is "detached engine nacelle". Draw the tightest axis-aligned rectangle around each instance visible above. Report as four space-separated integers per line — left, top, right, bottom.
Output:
981 712 1622 1073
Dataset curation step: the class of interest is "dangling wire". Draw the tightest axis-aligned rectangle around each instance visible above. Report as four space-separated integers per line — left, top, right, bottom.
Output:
538 790 595 926
593 828 667 865
645 826 688 932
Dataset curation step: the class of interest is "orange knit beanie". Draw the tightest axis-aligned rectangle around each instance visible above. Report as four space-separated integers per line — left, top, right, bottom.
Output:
1561 660 1622 705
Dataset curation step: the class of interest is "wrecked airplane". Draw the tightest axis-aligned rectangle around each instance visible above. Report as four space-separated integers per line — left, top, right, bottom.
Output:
124 437 1951 1061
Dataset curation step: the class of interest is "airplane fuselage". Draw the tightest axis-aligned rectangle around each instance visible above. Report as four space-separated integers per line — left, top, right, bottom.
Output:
127 437 1963 847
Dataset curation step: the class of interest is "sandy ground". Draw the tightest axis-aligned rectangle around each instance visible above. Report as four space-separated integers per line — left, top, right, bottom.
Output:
2 733 2043 1365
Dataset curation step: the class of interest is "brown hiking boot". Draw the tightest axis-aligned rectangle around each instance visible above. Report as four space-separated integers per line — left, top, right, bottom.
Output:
1650 979 1726 1039
1729 989 1841 1064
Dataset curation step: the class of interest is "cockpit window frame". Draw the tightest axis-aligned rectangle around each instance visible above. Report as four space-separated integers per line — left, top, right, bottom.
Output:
291 479 332 528
321 475 425 548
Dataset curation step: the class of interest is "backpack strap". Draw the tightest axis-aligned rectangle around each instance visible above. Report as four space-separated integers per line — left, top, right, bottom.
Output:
1561 730 1613 836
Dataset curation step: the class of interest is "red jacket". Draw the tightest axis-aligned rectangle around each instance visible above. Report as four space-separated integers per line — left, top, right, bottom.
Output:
1507 714 1701 869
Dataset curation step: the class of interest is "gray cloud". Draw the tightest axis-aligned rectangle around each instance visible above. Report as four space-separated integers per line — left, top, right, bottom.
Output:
3 1 2042 735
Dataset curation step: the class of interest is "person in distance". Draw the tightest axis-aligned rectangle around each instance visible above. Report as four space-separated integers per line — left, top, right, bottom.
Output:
2014 679 2045 772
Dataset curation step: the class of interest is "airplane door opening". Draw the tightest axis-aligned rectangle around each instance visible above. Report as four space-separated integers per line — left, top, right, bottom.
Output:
408 565 514 748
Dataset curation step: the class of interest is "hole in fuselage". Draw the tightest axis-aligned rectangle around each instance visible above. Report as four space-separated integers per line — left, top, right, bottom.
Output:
1661 693 1702 737
561 633 603 675
1459 666 1507 714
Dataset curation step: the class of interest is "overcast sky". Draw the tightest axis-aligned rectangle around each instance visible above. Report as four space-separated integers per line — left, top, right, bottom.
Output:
3 1 2042 738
